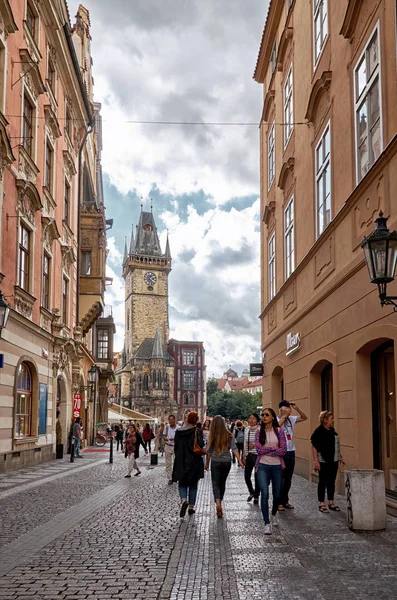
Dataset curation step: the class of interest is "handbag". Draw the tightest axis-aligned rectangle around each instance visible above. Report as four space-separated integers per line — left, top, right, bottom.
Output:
193 428 207 456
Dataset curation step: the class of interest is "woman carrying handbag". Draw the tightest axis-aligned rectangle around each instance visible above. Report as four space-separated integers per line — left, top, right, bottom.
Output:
172 411 205 517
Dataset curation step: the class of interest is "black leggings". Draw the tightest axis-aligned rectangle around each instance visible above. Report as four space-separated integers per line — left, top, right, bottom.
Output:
318 461 339 503
244 453 260 498
116 438 123 451
211 461 231 501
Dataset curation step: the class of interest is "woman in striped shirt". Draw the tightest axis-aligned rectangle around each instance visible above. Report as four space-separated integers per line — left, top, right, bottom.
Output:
243 413 260 504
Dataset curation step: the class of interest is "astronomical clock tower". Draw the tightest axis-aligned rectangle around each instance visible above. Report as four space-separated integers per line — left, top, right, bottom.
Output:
120 208 177 419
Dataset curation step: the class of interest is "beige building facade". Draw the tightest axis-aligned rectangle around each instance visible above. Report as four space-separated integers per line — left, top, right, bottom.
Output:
255 0 397 510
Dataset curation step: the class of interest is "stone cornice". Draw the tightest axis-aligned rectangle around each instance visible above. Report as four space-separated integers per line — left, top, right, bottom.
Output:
261 89 275 123
277 27 294 72
340 0 361 39
305 71 332 122
253 1 284 83
278 157 295 190
0 0 18 35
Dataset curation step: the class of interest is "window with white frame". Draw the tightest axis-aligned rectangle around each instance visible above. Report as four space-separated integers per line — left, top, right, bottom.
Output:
354 25 382 182
45 139 53 193
315 123 331 237
270 38 277 74
97 329 109 360
18 224 30 291
62 275 68 325
313 0 328 64
284 67 293 146
268 233 276 300
284 198 295 279
23 94 34 157
182 349 195 366
183 370 196 389
268 121 275 188
42 252 50 309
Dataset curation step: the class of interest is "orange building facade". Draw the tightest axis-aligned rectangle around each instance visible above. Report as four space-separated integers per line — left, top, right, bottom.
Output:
0 1 110 471
255 0 397 511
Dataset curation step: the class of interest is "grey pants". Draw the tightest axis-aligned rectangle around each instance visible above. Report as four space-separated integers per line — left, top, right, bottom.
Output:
210 460 231 501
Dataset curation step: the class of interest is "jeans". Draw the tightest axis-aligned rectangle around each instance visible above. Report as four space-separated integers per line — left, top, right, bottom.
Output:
280 451 295 506
210 460 231 501
318 461 339 502
116 438 123 451
244 453 260 498
73 437 81 457
178 482 198 506
256 463 283 524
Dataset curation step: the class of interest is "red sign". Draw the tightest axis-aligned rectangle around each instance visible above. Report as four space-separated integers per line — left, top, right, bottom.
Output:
73 393 82 418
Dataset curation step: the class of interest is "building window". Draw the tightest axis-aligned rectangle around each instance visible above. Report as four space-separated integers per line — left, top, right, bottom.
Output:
26 2 36 39
65 105 72 139
81 251 91 276
47 57 55 94
355 25 381 182
321 363 333 412
42 252 50 309
62 276 68 325
315 123 331 237
64 180 70 223
284 198 295 279
268 121 275 188
18 224 30 291
143 374 149 393
270 38 277 74
268 232 276 301
183 393 189 405
183 370 196 389
313 0 328 64
182 349 195 366
284 67 293 146
97 329 109 360
15 363 32 437
23 94 33 156
45 140 53 192
286 0 293 11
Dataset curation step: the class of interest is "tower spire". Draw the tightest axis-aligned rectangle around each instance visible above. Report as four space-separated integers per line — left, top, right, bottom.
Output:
152 325 164 358
123 236 128 264
129 225 135 254
165 230 171 259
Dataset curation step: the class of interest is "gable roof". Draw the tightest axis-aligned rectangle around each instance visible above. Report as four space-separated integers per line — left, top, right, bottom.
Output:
134 337 174 362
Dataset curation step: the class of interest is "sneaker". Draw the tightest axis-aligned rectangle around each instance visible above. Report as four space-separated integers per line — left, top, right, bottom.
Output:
271 513 279 527
179 500 188 518
247 494 254 502
124 474 131 478
253 497 259 505
168 480 173 485
188 507 195 515
264 523 272 535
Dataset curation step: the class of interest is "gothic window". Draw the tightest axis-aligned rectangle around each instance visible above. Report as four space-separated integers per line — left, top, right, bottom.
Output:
183 371 196 389
183 393 189 405
152 370 157 387
15 363 32 437
182 349 196 365
143 374 149 393
158 371 162 389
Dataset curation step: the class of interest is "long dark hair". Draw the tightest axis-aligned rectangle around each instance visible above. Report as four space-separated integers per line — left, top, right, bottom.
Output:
259 407 279 445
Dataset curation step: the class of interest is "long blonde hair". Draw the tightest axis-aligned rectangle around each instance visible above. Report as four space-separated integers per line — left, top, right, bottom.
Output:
207 415 232 455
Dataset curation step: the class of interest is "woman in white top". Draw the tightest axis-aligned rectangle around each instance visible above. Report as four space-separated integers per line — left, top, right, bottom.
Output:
243 413 260 503
255 408 287 535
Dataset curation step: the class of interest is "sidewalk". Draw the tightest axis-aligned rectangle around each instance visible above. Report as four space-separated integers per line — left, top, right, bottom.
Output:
0 450 396 599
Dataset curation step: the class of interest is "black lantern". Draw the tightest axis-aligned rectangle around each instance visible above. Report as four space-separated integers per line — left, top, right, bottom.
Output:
0 290 10 337
361 211 397 310
88 365 99 385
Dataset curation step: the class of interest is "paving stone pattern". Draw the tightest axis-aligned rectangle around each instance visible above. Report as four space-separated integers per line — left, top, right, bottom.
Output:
0 450 397 599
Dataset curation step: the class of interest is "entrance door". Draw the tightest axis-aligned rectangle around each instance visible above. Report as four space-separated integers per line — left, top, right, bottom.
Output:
371 342 397 494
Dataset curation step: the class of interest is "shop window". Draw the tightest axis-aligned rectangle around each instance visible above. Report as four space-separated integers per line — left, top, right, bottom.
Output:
15 363 32 437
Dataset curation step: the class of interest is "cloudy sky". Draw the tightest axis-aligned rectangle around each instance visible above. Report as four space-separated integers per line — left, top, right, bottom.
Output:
69 0 269 377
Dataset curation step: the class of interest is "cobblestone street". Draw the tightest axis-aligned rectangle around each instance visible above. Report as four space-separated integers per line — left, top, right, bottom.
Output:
1 449 397 600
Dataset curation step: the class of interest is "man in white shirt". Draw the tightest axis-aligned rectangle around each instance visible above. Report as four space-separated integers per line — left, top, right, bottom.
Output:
163 414 179 485
277 400 307 510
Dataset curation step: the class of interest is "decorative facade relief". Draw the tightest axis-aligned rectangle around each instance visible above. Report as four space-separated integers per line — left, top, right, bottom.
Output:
283 279 297 317
20 49 45 100
16 179 43 224
61 244 76 270
14 286 35 320
63 150 77 181
44 105 61 145
41 215 60 251
314 234 335 287
18 147 40 184
352 172 388 249
267 304 277 333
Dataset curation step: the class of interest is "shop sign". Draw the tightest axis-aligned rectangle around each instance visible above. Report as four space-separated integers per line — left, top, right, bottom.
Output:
73 393 82 418
286 332 301 356
250 363 264 376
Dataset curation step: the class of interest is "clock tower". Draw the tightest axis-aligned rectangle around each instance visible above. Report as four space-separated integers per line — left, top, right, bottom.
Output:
122 209 171 360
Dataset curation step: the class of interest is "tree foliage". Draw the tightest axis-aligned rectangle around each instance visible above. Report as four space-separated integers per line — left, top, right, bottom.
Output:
206 379 262 420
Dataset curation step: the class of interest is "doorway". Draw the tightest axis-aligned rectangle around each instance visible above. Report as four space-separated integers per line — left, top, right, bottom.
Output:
371 341 397 495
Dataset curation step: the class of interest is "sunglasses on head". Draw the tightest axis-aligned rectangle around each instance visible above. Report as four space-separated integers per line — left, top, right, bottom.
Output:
261 412 271 417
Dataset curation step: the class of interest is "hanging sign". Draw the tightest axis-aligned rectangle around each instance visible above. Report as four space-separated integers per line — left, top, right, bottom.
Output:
73 393 82 418
250 363 264 376
286 332 301 356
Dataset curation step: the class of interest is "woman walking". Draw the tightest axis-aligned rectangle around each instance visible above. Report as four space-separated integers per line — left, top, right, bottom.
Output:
311 411 345 513
234 420 245 460
205 415 244 518
156 422 165 456
256 408 287 534
172 411 205 517
142 423 154 453
116 424 124 452
124 424 148 478
243 413 260 504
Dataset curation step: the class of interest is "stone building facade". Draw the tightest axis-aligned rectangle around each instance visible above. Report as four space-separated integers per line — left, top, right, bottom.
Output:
255 0 397 511
167 340 206 421
0 2 111 472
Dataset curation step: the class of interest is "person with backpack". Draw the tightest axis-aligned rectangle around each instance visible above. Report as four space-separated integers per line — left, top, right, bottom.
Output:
234 420 245 460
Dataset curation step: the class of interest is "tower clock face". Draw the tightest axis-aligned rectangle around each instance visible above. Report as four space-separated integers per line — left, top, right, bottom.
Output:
144 272 157 286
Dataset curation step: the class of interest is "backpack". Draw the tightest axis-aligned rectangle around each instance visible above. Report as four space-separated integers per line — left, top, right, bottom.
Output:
235 427 245 443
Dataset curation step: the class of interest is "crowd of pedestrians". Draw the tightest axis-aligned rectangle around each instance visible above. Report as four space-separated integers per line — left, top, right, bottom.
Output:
70 402 345 535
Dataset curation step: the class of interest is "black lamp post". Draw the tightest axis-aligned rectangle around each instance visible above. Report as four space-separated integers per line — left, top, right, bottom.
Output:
361 211 397 310
0 290 10 338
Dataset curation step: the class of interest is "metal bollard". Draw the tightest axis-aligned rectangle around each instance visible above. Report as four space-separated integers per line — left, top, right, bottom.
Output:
109 436 113 464
70 441 74 463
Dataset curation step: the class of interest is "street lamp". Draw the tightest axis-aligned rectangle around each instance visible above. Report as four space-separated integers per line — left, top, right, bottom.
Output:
361 211 397 310
0 290 10 338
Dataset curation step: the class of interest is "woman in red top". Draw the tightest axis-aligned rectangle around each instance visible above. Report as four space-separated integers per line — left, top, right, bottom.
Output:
142 423 154 453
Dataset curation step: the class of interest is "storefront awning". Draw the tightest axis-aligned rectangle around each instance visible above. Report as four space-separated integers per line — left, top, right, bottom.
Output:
107 408 155 422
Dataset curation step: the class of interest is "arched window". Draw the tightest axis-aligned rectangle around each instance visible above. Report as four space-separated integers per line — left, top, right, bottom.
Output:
143 374 149 393
321 363 333 412
189 393 195 404
16 363 32 437
152 370 157 388
183 393 189 405
158 371 162 389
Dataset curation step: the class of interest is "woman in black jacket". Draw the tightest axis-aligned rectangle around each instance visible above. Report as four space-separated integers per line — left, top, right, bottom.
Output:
311 411 345 513
172 411 205 518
